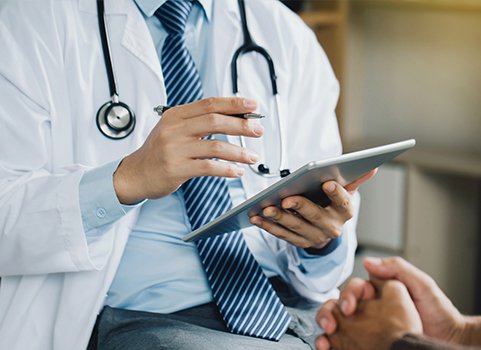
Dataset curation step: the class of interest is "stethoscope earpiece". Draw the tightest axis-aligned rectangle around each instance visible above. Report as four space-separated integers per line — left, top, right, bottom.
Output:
96 100 136 139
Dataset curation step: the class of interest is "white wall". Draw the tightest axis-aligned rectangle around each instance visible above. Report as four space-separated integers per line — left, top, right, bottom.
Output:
345 4 481 152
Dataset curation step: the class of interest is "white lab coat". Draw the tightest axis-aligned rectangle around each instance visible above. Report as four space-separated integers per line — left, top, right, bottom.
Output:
0 0 358 349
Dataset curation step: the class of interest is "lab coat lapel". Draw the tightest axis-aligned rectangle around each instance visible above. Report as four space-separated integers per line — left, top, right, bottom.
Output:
79 0 164 85
122 9 164 84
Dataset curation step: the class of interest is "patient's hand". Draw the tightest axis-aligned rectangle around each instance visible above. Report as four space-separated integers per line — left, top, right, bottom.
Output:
361 257 470 344
315 279 423 350
316 257 472 349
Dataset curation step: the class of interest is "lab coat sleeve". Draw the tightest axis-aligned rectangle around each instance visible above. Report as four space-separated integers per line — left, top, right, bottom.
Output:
0 7 115 276
0 73 116 277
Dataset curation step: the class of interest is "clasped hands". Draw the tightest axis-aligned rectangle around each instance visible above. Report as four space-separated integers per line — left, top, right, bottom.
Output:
114 97 375 249
315 257 473 350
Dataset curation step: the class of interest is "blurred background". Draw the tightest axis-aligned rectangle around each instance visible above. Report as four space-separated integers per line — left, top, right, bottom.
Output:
281 0 481 315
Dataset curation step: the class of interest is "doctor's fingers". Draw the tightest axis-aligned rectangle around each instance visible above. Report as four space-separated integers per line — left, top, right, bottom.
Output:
189 139 259 165
250 215 314 249
166 97 258 119
185 113 264 138
279 195 344 237
322 182 354 222
186 159 246 179
344 169 377 193
256 207 331 248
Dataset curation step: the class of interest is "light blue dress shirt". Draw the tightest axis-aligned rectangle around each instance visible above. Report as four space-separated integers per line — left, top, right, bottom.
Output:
79 0 341 314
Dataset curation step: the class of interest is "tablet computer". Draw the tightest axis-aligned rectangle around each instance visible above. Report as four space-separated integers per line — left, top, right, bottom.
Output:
183 139 415 242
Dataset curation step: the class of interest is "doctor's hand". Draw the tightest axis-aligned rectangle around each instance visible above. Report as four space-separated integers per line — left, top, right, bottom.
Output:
249 170 376 250
114 97 263 204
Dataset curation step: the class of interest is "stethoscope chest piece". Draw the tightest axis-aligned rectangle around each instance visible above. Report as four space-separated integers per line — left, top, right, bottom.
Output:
96 101 136 139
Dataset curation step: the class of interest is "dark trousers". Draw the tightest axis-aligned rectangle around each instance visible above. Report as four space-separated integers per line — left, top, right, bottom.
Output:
88 277 322 350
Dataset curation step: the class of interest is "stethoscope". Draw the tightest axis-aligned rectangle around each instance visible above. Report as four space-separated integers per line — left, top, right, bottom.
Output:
96 0 136 140
96 0 290 177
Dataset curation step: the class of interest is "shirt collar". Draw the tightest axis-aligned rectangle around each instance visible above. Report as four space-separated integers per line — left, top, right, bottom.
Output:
134 0 212 22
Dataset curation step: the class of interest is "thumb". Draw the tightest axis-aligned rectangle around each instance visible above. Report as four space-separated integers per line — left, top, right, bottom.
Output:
363 257 437 301
363 257 396 279
366 276 387 295
369 277 409 300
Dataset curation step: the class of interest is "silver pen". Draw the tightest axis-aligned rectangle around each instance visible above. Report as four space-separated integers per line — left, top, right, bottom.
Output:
153 105 265 119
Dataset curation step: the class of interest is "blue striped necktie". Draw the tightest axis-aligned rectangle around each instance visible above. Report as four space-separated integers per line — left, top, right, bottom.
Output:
155 0 291 340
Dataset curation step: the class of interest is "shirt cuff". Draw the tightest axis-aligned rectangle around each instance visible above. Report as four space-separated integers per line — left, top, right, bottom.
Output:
299 235 343 259
79 160 137 233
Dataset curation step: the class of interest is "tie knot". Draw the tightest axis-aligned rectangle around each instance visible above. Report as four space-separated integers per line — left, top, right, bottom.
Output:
155 0 194 35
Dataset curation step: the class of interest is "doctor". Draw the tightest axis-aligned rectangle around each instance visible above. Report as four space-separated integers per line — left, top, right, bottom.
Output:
0 0 372 349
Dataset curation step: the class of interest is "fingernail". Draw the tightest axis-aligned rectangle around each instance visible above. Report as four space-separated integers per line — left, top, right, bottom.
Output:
365 257 382 265
264 208 276 217
248 150 259 163
283 201 296 210
340 300 349 315
325 182 336 193
250 216 261 225
243 99 257 108
320 317 328 330
234 167 245 177
251 123 264 136
319 336 330 349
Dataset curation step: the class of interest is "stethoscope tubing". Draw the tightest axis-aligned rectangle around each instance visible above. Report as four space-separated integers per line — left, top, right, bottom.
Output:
232 0 289 177
237 93 288 178
97 0 118 101
96 0 290 176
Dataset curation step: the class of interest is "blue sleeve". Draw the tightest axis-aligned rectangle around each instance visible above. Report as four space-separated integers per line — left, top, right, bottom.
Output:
294 235 344 274
79 160 140 241
301 236 342 257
